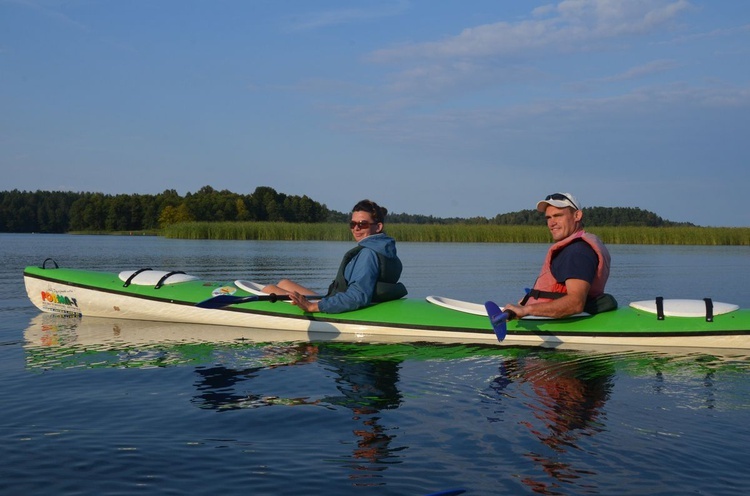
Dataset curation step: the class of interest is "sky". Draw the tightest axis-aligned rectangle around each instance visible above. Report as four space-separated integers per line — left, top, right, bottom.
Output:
2 0 749 227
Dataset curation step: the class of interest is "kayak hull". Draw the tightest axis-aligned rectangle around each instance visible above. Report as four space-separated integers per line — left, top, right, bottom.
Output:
23 265 750 349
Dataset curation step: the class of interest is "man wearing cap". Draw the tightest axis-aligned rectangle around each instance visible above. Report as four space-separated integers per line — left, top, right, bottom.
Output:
504 193 615 320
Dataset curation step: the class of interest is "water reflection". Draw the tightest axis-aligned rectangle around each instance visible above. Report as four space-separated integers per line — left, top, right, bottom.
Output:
316 348 403 481
191 346 321 410
490 353 614 493
23 314 750 493
189 342 404 485
23 314 407 483
484 349 750 494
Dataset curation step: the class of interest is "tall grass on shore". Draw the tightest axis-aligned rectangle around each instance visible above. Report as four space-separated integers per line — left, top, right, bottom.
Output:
163 222 351 241
588 226 749 245
163 222 750 245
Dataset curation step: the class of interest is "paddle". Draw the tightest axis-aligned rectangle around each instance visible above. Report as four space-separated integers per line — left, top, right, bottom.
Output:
196 293 286 308
197 292 321 309
484 301 516 342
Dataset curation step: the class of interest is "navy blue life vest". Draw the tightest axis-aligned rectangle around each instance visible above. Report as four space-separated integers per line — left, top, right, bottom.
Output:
327 246 407 302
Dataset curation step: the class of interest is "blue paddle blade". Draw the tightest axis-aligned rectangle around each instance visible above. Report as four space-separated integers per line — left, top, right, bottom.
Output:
484 300 508 341
424 490 466 496
196 294 260 309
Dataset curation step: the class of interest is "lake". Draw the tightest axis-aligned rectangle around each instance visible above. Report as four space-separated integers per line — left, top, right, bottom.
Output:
2 233 749 495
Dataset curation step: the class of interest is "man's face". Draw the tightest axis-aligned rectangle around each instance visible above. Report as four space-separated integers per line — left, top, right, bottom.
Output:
544 205 582 242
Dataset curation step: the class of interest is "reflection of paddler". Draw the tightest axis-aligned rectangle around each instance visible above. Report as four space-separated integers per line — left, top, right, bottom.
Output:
318 352 402 411
188 341 403 472
192 343 321 410
521 356 612 448
490 353 615 491
495 354 614 451
187 341 404 412
314 345 403 468
352 412 392 463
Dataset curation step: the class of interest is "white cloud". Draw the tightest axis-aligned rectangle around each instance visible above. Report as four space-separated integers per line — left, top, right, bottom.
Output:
369 0 692 62
599 59 680 82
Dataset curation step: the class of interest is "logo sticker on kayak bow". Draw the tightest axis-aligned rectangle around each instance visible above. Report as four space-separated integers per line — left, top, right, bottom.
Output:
212 286 236 297
40 290 82 316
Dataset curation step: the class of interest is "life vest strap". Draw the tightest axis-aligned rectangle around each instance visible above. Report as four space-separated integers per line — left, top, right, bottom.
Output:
520 289 565 305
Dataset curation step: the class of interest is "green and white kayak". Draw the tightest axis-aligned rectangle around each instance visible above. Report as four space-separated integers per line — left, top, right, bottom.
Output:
23 263 750 350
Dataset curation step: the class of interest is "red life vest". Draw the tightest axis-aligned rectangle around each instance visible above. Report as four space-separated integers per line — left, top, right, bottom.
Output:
524 230 611 306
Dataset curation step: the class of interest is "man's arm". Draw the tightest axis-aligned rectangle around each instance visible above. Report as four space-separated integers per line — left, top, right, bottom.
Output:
505 278 590 319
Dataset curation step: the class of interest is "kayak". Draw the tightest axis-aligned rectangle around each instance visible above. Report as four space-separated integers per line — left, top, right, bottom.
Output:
23 262 750 350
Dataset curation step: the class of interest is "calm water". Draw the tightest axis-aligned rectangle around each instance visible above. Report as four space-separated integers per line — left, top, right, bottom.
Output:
2 233 749 495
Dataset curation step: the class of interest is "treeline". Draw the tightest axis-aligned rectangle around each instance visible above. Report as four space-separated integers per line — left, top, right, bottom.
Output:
388 207 693 227
493 206 694 227
1 186 694 234
0 186 332 233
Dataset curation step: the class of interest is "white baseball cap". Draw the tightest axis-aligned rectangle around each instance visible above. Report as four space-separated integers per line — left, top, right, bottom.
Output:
536 192 581 212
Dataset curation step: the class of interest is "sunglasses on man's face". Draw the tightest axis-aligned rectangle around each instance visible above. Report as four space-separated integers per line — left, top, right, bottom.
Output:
349 220 378 230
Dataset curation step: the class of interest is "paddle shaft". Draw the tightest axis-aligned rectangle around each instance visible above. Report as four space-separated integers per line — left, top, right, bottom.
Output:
196 294 281 309
196 292 323 309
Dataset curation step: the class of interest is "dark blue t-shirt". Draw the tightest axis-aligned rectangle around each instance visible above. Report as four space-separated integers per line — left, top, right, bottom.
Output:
550 239 598 285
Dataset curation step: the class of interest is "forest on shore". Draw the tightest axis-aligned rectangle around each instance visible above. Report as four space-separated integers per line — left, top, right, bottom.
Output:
1 185 697 234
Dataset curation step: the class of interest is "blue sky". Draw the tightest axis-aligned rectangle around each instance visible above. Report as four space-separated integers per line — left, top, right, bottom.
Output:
2 0 749 227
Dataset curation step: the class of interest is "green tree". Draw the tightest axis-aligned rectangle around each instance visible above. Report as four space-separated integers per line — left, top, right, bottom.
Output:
159 203 195 227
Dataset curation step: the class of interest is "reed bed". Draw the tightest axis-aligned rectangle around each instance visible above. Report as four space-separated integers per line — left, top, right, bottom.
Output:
589 226 750 245
163 222 351 241
386 224 552 243
162 222 750 245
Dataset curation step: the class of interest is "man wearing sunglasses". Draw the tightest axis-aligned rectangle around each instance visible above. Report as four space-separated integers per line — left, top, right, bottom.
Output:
264 199 407 313
503 193 615 320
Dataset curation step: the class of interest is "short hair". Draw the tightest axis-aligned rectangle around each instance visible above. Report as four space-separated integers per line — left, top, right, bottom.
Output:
352 199 388 223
